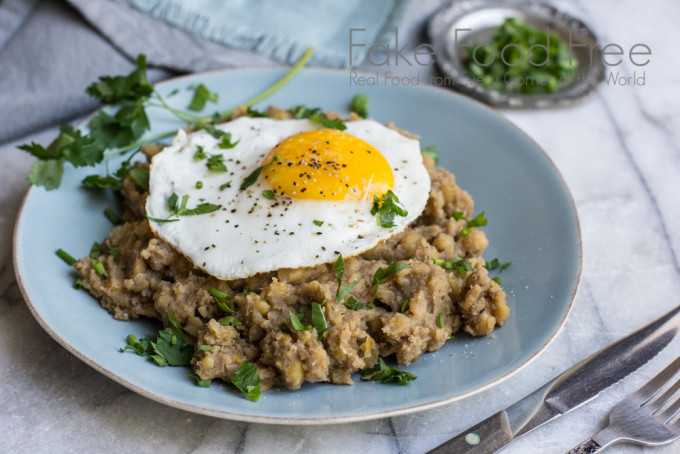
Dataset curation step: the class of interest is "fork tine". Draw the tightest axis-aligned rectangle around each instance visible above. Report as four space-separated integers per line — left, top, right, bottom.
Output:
656 379 680 424
648 376 680 413
630 357 680 405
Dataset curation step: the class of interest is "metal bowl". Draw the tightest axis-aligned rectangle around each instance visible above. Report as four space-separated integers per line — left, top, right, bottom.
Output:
428 1 605 108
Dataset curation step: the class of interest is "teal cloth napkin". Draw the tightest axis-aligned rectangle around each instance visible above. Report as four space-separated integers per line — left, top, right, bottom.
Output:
117 0 411 67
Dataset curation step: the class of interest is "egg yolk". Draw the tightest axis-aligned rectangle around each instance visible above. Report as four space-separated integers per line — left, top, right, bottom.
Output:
261 129 394 201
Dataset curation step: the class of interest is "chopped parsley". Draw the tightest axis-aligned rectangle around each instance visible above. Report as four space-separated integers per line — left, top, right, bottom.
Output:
452 211 488 237
209 288 234 313
246 106 268 117
371 191 408 228
108 246 121 260
231 360 261 402
370 262 409 306
343 297 365 311
421 145 438 164
194 145 207 161
361 357 417 385
310 113 346 131
262 190 275 200
351 93 369 118
291 105 321 119
56 248 77 266
218 316 242 327
289 310 311 331
189 373 212 388
219 180 232 191
148 193 219 223
313 219 324 227
311 301 327 340
492 277 502 285
206 153 228 172
120 312 194 367
240 154 279 190
485 258 511 272
217 132 240 149
187 83 219 111
432 257 472 278
334 254 359 303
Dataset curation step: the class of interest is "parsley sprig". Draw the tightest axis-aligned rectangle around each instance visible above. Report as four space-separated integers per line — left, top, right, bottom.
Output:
120 312 194 367
231 361 261 402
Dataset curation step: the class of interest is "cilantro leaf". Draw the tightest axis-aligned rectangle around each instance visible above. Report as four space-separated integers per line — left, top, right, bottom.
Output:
217 133 239 149
231 361 261 402
120 312 194 367
27 160 64 190
246 106 268 117
189 373 212 388
209 288 234 313
467 211 488 228
361 357 417 385
313 219 324 226
187 83 219 111
371 191 408 228
421 145 438 164
310 113 346 131
128 168 149 190
351 93 369 118
311 302 327 340
86 55 153 104
218 316 242 327
334 254 359 303
81 175 121 191
343 297 365 311
194 145 207 161
87 102 150 150
53 125 103 167
262 190 275 200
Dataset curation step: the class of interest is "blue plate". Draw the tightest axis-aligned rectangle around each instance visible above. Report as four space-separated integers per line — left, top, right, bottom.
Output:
13 68 581 424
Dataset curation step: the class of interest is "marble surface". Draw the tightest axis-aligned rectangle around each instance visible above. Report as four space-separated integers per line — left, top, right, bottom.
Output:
2 0 680 453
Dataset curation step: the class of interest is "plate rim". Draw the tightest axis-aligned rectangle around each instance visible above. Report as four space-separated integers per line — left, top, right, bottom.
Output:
12 65 582 424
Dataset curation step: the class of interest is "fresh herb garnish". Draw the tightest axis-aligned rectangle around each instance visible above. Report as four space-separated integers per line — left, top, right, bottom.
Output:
334 254 359 303
219 181 232 191
371 262 409 306
310 113 347 131
93 261 106 275
421 145 438 164
104 207 122 225
89 241 101 259
289 310 311 331
148 193 219 223
246 106 268 117
343 297 365 311
432 256 472 278
199 344 213 351
371 190 408 228
206 153 227 172
120 312 194 367
108 246 121 260
56 248 77 266
73 278 83 290
231 360 261 402
400 299 410 313
195 181 203 189
217 132 240 149
351 93 369 118
492 277 502 285
187 83 219 111
291 105 321 119
240 154 279 190
313 220 324 226
361 357 417 385
311 302 327 340
438 313 444 329
451 211 487 237
189 373 212 388
209 288 234 313
218 316 242 327
194 145 207 161
262 190 275 200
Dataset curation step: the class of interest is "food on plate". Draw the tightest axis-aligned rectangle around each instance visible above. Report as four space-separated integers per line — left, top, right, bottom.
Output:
73 105 510 396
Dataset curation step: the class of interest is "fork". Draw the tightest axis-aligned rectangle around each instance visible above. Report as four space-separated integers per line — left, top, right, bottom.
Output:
566 356 680 453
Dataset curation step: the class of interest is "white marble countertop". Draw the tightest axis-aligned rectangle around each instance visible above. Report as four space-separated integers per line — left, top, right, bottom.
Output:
2 1 680 453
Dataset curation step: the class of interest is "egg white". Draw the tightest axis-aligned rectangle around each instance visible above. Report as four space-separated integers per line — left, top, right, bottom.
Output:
146 117 430 280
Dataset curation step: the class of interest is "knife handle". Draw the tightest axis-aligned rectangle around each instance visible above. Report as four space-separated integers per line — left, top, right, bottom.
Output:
427 410 513 454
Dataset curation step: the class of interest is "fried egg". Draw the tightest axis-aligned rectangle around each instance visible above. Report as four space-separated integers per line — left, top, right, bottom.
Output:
146 117 430 280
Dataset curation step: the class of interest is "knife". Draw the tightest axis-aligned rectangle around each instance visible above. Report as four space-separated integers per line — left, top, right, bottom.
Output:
427 304 680 454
